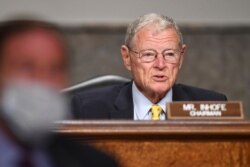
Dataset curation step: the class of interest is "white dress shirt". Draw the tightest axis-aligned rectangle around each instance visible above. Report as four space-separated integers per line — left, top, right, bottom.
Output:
132 82 172 120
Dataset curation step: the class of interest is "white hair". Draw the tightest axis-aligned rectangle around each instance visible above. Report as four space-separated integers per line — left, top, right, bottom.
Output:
125 13 183 48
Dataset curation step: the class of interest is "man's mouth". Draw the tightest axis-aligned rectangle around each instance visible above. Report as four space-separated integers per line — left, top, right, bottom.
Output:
152 75 168 82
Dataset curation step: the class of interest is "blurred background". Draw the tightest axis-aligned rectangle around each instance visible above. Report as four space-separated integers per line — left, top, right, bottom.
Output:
0 0 249 116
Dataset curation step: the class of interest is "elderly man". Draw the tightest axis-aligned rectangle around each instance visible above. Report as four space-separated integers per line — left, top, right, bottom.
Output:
0 19 117 167
72 13 227 120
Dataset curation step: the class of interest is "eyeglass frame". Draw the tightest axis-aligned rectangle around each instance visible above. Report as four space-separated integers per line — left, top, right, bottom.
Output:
127 46 183 63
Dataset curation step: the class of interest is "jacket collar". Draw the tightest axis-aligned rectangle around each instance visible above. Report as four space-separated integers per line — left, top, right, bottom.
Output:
111 82 134 119
111 83 191 119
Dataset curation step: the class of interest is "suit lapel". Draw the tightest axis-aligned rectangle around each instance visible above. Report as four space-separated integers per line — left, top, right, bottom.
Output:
111 82 134 119
172 84 191 101
111 83 191 119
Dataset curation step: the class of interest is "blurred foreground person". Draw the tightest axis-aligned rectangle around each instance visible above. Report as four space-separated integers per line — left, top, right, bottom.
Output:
0 19 117 167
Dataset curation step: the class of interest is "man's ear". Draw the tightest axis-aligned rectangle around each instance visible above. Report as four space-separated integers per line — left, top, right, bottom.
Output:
121 45 131 71
178 44 186 69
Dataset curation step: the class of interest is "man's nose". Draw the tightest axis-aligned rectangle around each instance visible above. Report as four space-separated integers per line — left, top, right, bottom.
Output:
33 69 53 84
153 54 166 70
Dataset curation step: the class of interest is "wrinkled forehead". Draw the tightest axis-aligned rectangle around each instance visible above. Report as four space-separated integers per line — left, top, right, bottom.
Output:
131 25 180 48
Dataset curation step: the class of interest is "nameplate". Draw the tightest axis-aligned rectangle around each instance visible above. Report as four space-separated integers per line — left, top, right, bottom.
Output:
167 101 244 120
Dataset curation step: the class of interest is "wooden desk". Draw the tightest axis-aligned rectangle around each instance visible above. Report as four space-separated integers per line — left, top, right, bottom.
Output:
55 120 250 167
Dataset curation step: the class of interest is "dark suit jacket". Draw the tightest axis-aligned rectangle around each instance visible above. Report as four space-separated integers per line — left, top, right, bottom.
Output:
0 109 118 167
72 82 227 119
47 134 118 167
0 124 118 167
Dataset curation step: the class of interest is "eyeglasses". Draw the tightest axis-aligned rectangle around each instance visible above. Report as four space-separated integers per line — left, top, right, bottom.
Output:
128 47 182 63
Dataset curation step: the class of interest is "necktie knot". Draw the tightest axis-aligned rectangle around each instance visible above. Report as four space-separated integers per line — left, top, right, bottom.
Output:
151 104 163 120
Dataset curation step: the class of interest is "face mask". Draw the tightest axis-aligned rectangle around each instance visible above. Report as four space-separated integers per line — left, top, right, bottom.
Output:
0 81 71 146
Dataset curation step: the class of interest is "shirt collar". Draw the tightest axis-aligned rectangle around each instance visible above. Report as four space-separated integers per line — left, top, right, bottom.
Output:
132 82 172 120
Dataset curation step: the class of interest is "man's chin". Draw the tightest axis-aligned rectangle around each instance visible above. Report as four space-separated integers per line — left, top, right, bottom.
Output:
150 86 171 96
153 81 171 89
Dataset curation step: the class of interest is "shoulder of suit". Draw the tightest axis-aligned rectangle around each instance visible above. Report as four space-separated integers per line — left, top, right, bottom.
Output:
48 134 118 166
174 83 227 100
73 82 131 100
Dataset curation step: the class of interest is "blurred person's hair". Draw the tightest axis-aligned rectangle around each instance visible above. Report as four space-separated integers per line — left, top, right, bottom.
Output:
0 19 68 62
125 13 183 48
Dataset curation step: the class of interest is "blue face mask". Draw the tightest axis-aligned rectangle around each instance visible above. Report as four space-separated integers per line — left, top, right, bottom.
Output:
0 81 71 146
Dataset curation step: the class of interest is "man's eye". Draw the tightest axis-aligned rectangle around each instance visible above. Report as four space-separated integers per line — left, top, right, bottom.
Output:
142 52 155 57
164 52 175 57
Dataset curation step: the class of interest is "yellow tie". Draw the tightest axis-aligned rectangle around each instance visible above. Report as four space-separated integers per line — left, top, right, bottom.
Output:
151 105 163 120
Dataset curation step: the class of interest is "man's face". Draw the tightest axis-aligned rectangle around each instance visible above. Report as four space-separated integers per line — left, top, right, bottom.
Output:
0 29 67 90
121 26 186 101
